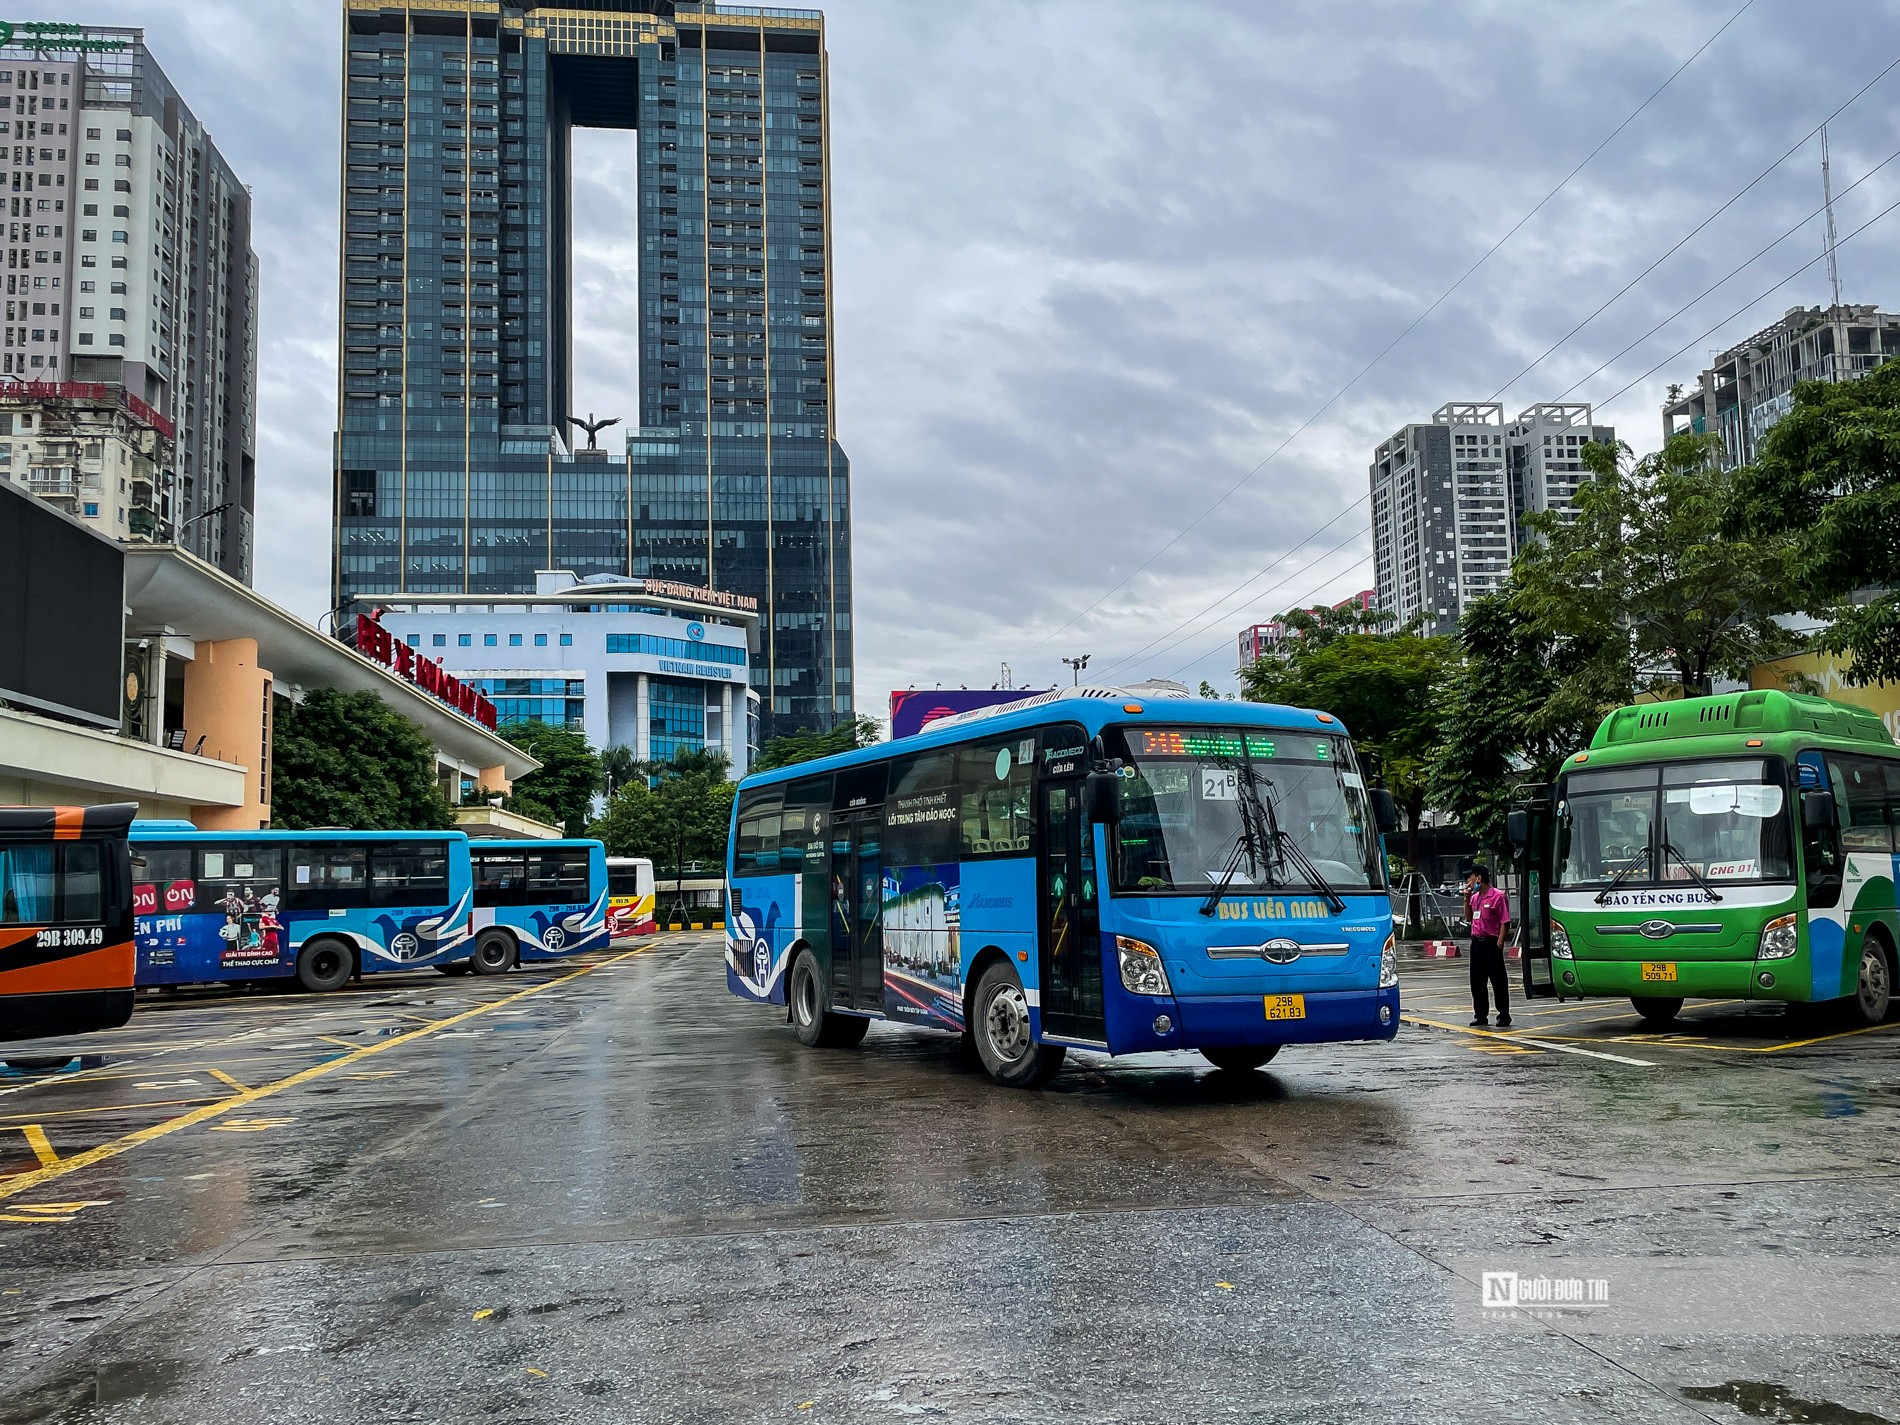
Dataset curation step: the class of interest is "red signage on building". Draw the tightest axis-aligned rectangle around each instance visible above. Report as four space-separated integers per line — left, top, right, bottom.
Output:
0 379 176 438
355 615 499 730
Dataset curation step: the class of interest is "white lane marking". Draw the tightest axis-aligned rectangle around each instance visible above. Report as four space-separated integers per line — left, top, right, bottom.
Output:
1510 1036 1656 1067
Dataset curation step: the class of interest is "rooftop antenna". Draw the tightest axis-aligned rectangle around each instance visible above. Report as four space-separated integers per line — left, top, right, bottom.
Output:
999 661 1012 690
1822 123 1843 310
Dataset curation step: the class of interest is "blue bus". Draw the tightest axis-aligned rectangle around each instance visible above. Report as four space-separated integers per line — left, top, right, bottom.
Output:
130 824 475 992
463 839 611 972
725 687 1402 1087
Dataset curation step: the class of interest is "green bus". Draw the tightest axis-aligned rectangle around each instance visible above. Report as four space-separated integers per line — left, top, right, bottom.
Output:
1511 689 1895 1029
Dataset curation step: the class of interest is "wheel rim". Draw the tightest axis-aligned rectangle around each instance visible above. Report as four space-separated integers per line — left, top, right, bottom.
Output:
795 965 817 1026
312 948 342 981
1860 947 1890 1016
984 983 1032 1064
479 940 505 968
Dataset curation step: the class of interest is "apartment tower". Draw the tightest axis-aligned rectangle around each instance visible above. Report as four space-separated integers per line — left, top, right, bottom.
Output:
333 0 852 739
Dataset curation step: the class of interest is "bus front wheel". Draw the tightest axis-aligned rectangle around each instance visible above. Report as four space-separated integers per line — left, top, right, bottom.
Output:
789 952 867 1048
296 939 354 994
1201 1045 1282 1072
1630 996 1682 1026
469 931 517 976
971 961 1066 1089
1848 938 1894 1027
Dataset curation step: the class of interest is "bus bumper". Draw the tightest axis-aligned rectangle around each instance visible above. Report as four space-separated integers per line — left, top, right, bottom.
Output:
1170 985 1401 1049
1559 958 1795 1000
0 988 135 1044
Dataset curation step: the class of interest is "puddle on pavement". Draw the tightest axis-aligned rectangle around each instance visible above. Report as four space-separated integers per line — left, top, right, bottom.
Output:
1682 1381 1894 1425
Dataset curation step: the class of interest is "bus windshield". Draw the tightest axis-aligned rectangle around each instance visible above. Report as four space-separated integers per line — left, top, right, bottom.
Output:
1109 727 1384 894
1555 757 1795 889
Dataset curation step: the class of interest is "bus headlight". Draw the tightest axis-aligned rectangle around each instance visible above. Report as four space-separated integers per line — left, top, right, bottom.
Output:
1379 933 1398 988
1550 921 1573 959
1758 913 1799 960
1116 936 1172 996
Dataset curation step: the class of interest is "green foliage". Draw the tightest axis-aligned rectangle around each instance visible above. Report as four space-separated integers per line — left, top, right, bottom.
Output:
589 747 735 877
753 714 881 773
598 743 640 800
1727 358 1900 684
1425 589 1605 852
1515 435 1799 699
500 720 602 836
271 687 454 831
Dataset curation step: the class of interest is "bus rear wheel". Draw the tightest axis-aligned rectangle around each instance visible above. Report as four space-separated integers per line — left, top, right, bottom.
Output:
295 939 353 994
1630 996 1682 1026
469 931 516 976
1200 1045 1282 1072
788 952 868 1048
1848 938 1894 1027
971 961 1066 1089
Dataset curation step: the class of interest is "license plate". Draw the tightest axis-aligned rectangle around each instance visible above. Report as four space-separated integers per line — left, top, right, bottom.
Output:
1640 962 1678 983
1263 993 1306 1021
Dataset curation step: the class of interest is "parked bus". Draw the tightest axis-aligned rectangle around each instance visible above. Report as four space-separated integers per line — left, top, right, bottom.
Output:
464 839 610 971
606 855 657 938
129 824 474 992
725 687 1402 1087
1 804 138 1041
1510 689 1898 1028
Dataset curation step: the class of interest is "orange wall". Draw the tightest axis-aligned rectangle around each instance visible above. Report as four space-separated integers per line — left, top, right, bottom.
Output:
183 638 272 829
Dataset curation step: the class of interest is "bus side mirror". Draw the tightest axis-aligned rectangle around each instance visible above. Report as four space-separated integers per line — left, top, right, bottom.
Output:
1802 789 1839 831
1370 789 1400 836
1506 810 1529 849
1085 769 1121 825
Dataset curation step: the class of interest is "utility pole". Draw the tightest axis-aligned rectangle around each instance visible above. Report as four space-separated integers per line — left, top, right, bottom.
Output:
1061 654 1091 686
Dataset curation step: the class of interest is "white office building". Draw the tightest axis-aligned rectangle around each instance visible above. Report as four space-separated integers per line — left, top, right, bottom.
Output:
1370 401 1613 635
374 571 760 776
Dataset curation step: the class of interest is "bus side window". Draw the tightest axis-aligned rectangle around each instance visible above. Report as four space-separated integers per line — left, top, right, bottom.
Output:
528 851 589 901
735 790 782 877
958 738 1036 858
474 852 528 906
198 845 285 917
135 845 195 909
370 842 452 907
1836 756 1891 855
60 843 103 924
284 843 370 910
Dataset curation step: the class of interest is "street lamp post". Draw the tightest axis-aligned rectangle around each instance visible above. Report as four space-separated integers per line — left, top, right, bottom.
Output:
1062 654 1091 686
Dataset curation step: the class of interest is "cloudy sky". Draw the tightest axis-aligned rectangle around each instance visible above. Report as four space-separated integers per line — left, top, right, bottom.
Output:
19 0 1900 721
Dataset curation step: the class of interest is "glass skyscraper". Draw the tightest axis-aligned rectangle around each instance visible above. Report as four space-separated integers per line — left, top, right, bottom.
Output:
333 0 851 737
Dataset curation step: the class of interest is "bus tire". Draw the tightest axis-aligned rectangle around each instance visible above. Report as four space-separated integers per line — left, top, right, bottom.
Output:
971 961 1066 1089
1200 1044 1282 1072
1847 934 1894 1027
469 930 517 977
1629 995 1682 1026
435 963 471 977
295 939 354 994
788 951 862 1048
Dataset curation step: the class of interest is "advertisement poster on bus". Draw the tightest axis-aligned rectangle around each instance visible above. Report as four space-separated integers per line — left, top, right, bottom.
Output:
881 864 963 1030
889 689 1049 741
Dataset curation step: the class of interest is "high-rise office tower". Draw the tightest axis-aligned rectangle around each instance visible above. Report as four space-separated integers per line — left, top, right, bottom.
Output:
0 23 258 579
1370 402 1612 635
333 1 852 739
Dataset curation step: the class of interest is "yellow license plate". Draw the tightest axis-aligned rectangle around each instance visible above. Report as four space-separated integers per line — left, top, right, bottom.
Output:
1263 994 1307 1021
1640 962 1678 983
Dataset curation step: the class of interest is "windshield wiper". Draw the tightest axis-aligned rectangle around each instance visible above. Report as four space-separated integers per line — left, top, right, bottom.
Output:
1660 819 1723 902
1593 836 1651 904
1242 767 1347 914
1199 763 1270 917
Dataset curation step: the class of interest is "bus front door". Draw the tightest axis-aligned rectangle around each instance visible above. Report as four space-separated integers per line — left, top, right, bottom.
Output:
1038 780 1106 1043
829 812 884 1013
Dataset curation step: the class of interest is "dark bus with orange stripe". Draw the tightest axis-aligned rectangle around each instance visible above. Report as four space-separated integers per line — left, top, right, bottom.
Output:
0 804 138 1042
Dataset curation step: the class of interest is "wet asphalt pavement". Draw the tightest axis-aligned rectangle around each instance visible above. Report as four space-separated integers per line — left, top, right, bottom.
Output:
1 933 1897 1424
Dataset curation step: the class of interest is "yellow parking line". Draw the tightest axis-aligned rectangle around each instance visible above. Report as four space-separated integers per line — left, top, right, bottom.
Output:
0 947 649 1205
1 1096 228 1123
205 1068 249 1092
19 1125 58 1168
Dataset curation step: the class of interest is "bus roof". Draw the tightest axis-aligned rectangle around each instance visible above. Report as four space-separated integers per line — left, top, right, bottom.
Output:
0 804 137 839
1579 689 1895 764
129 823 472 841
739 693 1350 791
468 838 604 851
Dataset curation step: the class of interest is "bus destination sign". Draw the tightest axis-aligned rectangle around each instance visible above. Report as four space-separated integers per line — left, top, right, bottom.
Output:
0 22 133 55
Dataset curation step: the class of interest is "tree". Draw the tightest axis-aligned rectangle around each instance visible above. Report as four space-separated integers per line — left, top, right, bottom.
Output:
753 714 881 772
1515 435 1800 699
589 748 735 919
1426 589 1607 854
1727 358 1900 684
501 720 602 835
271 688 454 831
598 743 640 802
1242 627 1453 923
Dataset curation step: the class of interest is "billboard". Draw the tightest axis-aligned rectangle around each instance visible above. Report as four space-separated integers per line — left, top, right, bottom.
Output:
0 480 125 728
889 688 1050 741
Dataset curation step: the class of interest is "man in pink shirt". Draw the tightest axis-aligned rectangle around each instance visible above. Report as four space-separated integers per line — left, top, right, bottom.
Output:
1464 864 1512 1028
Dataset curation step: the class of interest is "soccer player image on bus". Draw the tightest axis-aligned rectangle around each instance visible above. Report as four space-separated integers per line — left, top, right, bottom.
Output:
726 686 1402 1088
0 804 139 1042
1514 689 1900 1029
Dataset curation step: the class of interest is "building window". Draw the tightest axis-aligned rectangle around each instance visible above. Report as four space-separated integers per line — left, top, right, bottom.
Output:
534 633 547 647
433 634 446 647
508 633 522 646
457 634 471 647
406 634 421 647
483 633 497 647
559 634 572 647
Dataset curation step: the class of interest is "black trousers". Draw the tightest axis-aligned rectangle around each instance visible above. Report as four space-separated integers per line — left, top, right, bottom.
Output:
1469 935 1510 1021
